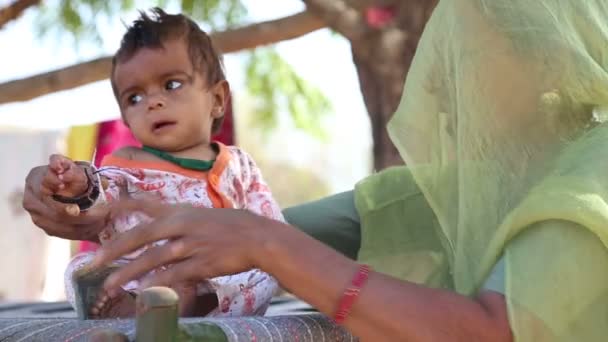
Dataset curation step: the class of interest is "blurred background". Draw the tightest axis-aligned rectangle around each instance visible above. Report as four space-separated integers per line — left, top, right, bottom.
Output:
0 0 435 303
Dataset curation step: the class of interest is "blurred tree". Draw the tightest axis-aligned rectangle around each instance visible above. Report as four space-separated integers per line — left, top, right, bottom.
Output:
0 0 439 170
235 98 331 207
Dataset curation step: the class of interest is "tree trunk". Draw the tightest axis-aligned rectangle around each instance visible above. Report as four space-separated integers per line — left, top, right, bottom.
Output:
352 0 438 170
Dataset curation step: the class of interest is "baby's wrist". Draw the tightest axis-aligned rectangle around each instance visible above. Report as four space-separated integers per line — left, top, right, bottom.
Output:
61 184 88 197
51 162 102 211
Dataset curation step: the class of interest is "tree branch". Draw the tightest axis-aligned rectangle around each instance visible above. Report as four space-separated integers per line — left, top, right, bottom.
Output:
302 0 368 42
0 0 40 29
0 11 325 105
213 11 324 53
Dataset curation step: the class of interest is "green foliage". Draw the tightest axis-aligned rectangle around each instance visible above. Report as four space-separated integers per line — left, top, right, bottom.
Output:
33 0 247 45
175 0 247 29
30 0 330 139
33 0 104 45
246 48 331 139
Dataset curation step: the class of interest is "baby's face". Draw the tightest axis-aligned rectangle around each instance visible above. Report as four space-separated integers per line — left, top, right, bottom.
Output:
113 38 223 152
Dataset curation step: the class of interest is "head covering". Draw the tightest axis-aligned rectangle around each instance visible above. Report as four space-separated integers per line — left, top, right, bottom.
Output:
387 0 608 339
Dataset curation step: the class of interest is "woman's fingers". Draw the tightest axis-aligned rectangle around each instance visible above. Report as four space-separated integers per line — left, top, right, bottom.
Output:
48 155 64 173
102 238 199 294
109 198 173 220
41 172 63 194
77 203 111 225
139 257 209 290
49 154 71 174
60 166 79 184
30 214 73 238
91 214 186 269
22 183 52 217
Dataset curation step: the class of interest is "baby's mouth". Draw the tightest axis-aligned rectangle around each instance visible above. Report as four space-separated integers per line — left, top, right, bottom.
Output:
152 120 176 133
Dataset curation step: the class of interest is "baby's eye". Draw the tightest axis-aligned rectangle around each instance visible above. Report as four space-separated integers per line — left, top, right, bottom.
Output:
166 80 183 91
128 94 143 105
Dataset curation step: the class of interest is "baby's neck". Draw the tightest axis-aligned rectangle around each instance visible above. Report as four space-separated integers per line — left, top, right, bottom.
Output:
135 142 217 163
166 142 217 161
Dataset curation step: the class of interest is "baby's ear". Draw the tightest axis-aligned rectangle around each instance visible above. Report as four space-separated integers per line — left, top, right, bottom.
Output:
211 80 230 118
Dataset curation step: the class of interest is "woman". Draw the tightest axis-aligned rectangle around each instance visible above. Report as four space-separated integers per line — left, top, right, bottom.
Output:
24 0 608 340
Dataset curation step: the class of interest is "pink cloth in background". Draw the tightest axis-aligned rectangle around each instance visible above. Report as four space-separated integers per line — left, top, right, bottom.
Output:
94 120 141 167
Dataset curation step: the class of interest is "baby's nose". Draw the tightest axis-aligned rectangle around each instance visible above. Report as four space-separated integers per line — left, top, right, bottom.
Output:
147 95 166 110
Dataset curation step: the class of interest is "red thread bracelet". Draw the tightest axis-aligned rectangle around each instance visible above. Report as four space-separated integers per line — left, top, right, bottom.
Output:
334 264 371 324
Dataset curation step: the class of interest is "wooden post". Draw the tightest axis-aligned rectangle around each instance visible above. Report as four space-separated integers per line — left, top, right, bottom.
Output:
135 286 179 342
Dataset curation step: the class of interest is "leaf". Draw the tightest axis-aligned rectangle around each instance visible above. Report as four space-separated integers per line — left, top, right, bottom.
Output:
180 0 194 16
245 48 331 140
32 0 247 46
120 0 135 11
60 0 82 34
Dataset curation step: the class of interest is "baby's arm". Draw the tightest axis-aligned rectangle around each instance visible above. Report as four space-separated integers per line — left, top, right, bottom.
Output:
237 150 285 223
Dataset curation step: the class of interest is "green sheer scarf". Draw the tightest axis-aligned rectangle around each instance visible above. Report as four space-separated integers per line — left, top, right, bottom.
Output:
367 0 608 340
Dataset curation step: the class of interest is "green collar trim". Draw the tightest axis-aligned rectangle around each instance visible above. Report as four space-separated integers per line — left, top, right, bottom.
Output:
142 146 216 171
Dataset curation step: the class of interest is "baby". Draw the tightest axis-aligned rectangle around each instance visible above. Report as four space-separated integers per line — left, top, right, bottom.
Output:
41 8 281 319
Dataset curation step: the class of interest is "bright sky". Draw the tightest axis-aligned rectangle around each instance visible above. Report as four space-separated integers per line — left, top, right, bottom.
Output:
0 0 373 192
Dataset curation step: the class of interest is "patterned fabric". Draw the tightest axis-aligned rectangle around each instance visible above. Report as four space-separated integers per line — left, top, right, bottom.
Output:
65 143 282 317
0 314 357 341
191 314 357 342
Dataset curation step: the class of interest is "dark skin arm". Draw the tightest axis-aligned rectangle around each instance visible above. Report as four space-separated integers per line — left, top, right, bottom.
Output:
92 199 513 341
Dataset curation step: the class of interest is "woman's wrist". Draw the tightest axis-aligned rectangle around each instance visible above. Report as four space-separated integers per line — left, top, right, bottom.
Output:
252 217 362 312
252 218 292 271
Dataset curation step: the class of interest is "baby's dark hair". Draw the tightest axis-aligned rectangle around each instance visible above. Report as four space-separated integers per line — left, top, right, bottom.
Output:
111 8 226 133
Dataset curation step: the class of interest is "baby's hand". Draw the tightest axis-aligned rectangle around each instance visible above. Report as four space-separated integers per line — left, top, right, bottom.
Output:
41 154 89 198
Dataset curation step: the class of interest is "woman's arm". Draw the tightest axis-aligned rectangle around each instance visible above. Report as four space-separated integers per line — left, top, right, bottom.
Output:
260 223 512 341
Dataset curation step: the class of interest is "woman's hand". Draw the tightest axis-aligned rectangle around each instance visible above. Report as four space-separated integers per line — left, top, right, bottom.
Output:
92 199 279 296
23 165 106 242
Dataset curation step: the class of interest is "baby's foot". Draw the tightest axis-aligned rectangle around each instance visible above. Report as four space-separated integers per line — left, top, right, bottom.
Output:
89 289 136 319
